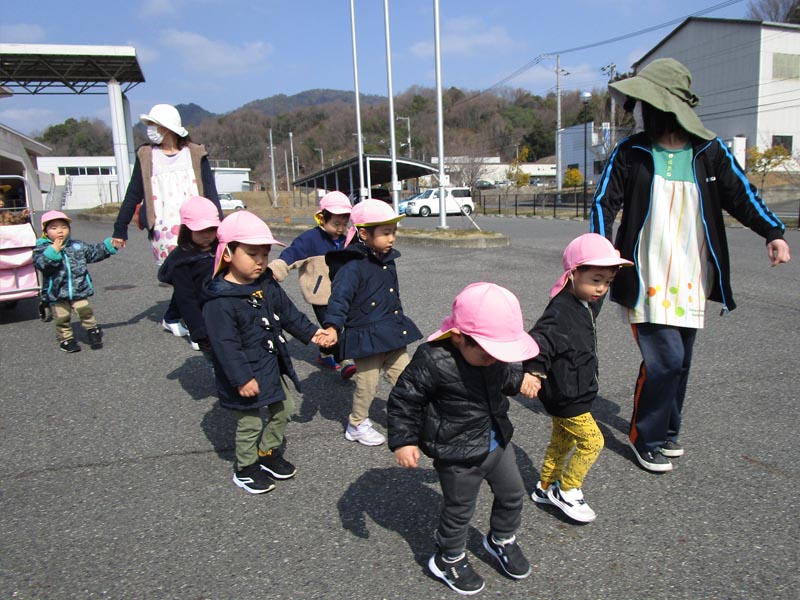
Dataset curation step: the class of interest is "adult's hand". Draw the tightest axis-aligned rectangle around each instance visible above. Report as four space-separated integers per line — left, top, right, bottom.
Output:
111 237 127 249
767 239 790 266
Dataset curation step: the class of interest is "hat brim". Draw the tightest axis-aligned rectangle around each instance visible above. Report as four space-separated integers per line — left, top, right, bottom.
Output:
212 236 286 277
549 258 634 298
609 78 715 140
427 319 540 363
354 214 405 227
185 219 220 232
139 114 189 138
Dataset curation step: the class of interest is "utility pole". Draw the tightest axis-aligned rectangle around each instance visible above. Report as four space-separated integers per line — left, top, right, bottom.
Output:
284 150 290 192
602 63 617 148
350 0 367 203
384 0 401 213
555 55 566 201
269 128 277 207
396 116 411 158
289 131 296 206
315 147 324 169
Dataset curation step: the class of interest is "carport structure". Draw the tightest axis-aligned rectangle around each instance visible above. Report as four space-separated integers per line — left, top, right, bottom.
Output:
292 153 437 205
0 43 145 207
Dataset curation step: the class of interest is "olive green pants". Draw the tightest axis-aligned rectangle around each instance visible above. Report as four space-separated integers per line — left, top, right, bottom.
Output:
231 378 293 469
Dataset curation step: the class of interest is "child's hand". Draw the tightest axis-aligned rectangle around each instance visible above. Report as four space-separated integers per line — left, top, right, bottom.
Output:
238 378 260 397
394 445 420 468
52 238 64 253
314 327 338 348
520 373 541 398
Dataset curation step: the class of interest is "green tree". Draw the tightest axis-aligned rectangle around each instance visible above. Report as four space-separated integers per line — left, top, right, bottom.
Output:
37 118 112 156
563 167 583 189
746 145 790 189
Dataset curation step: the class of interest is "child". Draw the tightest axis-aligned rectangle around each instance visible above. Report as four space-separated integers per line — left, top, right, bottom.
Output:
523 233 632 523
33 210 117 353
323 199 422 446
202 211 334 494
157 196 220 353
388 282 541 595
268 190 357 379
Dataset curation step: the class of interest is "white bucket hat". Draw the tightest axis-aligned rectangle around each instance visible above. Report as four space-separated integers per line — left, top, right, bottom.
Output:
139 104 189 138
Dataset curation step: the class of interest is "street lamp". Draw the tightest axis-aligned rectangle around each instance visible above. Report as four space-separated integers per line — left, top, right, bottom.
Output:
396 115 411 158
580 91 592 219
315 147 324 169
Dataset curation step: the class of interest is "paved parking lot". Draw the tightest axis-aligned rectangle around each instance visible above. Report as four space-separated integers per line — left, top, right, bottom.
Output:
1 214 798 599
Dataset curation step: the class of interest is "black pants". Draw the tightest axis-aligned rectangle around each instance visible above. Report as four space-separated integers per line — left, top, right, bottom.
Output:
434 444 524 556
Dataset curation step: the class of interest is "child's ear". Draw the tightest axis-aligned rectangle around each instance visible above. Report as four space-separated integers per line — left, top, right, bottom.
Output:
224 247 233 260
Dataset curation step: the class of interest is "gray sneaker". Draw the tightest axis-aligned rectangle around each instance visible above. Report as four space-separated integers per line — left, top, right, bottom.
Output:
661 440 684 457
344 418 386 446
628 439 673 472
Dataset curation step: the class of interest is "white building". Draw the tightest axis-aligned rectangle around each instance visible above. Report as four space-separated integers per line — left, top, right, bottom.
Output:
634 16 800 168
36 156 253 209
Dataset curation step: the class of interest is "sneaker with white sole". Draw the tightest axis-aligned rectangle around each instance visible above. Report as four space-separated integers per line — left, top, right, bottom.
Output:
482 534 531 579
258 449 297 479
232 463 276 494
344 418 386 446
531 481 553 505
546 482 597 523
628 439 673 472
428 552 485 596
661 440 684 457
162 319 189 337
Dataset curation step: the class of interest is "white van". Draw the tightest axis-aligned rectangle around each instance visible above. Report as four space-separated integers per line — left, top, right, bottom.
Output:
404 187 474 217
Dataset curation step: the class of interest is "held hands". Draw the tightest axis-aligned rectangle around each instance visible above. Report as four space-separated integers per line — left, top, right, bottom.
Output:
311 328 337 348
111 238 126 250
394 445 420 468
519 373 541 398
238 378 260 398
767 239 791 266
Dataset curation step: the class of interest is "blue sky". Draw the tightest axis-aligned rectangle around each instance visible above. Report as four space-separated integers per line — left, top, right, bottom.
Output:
1 0 749 135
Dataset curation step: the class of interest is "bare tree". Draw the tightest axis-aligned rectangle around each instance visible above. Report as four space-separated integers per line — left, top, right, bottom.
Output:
452 156 492 188
746 0 800 22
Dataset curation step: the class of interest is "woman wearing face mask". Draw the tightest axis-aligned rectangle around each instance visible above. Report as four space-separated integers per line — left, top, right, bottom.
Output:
111 103 222 334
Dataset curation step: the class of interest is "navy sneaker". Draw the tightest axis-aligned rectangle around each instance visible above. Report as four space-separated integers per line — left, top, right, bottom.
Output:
661 440 684 457
483 534 531 579
87 327 103 350
428 552 485 596
59 339 80 353
628 439 673 472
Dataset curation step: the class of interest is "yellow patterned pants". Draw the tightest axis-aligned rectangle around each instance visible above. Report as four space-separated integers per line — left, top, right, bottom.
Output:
540 412 604 491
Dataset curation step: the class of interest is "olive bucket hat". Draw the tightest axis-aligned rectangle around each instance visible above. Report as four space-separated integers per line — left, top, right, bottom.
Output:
609 58 715 141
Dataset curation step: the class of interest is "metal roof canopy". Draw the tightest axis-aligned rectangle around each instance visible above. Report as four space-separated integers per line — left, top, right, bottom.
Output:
0 43 146 203
0 43 144 94
292 154 437 194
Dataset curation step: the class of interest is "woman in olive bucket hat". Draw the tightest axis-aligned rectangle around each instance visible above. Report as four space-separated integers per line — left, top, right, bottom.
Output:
589 58 791 473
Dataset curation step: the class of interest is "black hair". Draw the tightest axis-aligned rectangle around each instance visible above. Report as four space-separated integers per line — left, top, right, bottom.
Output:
576 264 619 273
460 333 479 347
177 224 218 252
641 102 684 142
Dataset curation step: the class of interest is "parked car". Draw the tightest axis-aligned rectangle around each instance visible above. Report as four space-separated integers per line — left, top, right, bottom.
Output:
404 187 474 217
218 193 246 210
473 179 495 190
398 193 421 215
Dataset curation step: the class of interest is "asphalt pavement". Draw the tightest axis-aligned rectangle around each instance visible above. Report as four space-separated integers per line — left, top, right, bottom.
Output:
1 214 798 600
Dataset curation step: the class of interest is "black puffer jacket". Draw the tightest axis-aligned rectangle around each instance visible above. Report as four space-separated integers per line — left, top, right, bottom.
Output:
158 245 215 342
387 340 525 465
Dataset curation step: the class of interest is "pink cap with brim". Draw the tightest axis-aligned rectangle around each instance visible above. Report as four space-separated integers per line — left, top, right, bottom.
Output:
428 282 540 363
345 199 404 245
180 196 221 231
550 233 633 298
40 210 71 229
314 191 352 225
213 211 285 276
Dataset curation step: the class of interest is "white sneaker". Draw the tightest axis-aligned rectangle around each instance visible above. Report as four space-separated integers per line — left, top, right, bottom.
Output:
546 483 596 523
190 341 200 351
162 319 189 337
344 418 386 446
531 481 553 505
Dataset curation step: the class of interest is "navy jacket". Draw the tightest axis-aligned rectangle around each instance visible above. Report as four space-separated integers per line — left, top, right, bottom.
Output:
158 245 215 342
590 133 785 312
324 242 421 360
201 271 318 411
388 340 525 465
33 236 116 304
524 291 600 418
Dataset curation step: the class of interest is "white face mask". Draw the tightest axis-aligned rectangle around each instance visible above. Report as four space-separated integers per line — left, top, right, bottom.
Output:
147 125 164 145
632 101 644 133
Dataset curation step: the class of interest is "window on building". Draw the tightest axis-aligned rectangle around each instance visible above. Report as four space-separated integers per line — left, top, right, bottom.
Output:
593 160 603 175
773 53 800 79
100 167 113 175
86 167 100 175
567 163 579 170
772 135 793 154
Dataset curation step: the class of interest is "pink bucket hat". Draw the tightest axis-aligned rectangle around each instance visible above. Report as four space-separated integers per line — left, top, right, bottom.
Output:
428 282 540 363
550 233 633 298
40 210 71 230
314 191 352 225
213 211 285 276
345 199 404 245
180 196 221 231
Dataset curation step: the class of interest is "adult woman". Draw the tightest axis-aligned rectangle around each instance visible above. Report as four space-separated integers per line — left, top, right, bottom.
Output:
112 103 221 333
590 59 790 473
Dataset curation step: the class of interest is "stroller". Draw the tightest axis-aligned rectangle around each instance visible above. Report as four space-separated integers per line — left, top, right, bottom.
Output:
0 175 46 317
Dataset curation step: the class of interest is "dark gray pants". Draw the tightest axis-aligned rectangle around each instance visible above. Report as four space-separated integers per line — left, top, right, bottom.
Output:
434 444 524 556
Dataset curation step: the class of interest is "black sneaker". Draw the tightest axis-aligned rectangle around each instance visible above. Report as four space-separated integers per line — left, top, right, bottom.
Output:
258 449 297 479
482 534 531 579
661 440 684 457
87 327 103 350
628 439 672 472
428 552 485 596
59 339 81 353
232 463 276 494
38 301 52 322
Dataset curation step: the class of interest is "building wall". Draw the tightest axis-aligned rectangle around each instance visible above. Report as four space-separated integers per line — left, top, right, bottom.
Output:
0 126 47 211
757 25 800 152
